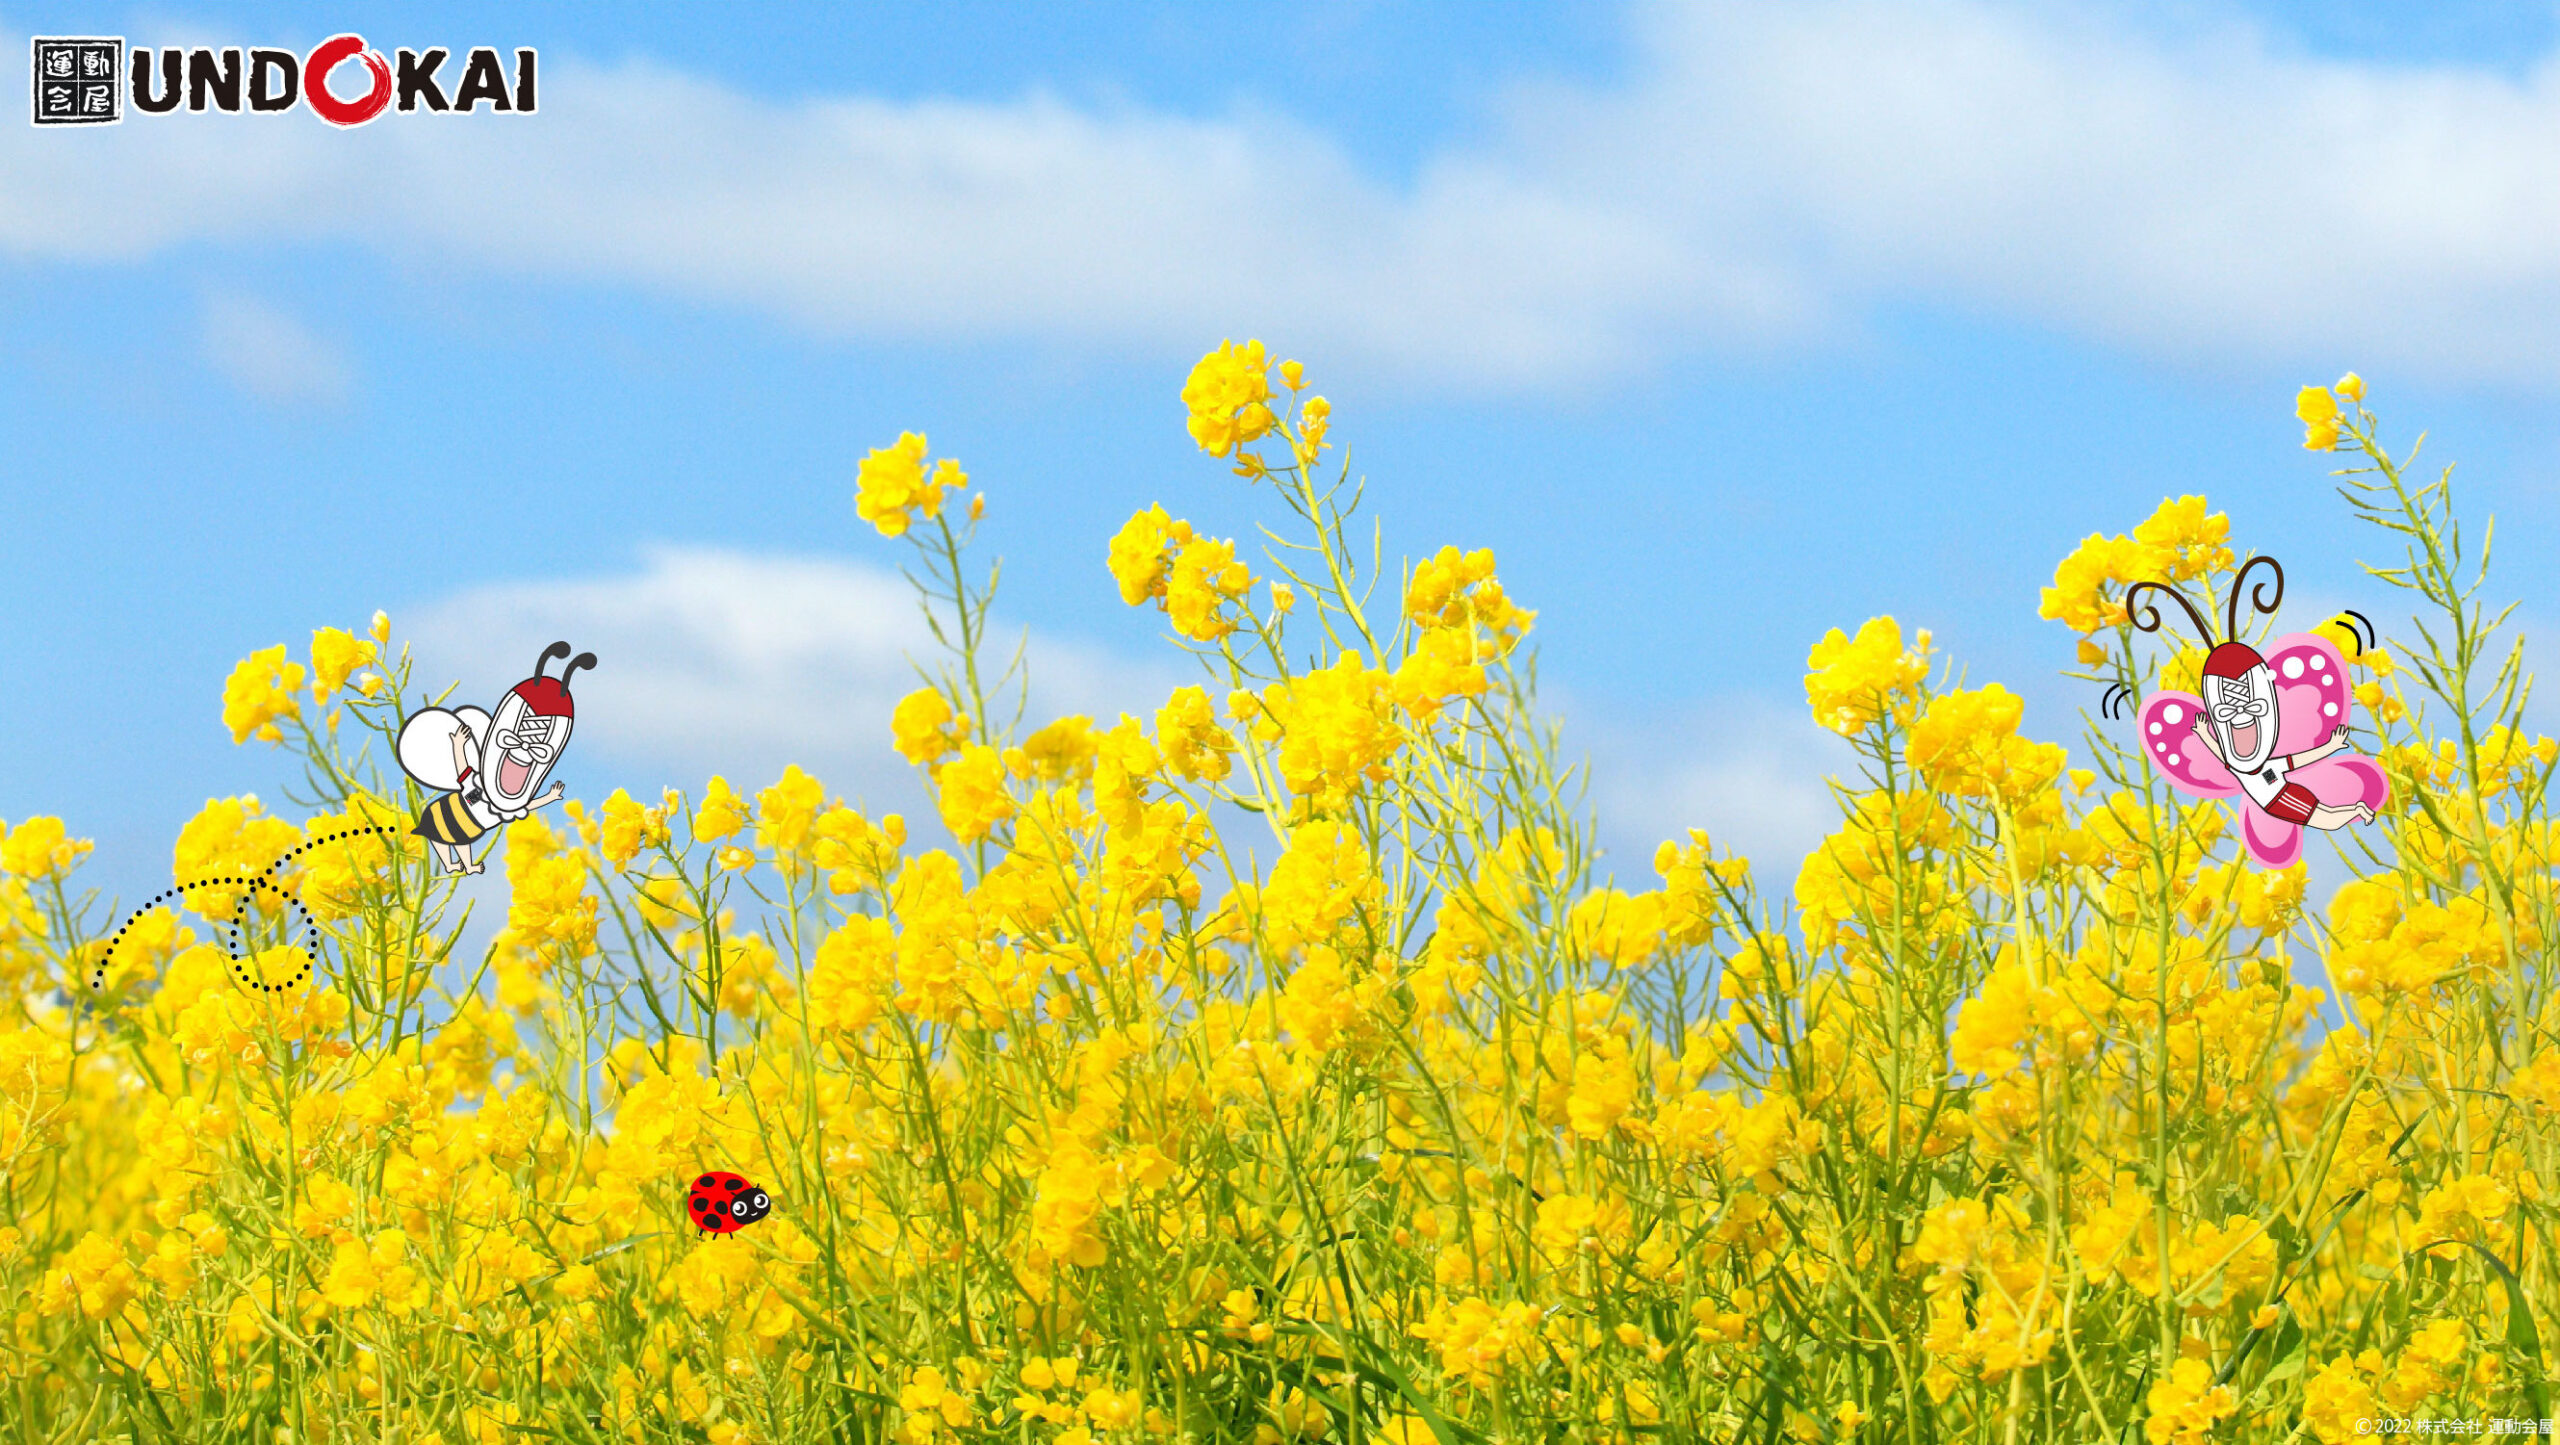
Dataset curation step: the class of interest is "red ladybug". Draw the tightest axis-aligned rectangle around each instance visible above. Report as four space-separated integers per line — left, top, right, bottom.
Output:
687 1172 771 1237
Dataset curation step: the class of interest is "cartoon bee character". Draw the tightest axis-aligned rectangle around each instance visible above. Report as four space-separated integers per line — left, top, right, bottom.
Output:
397 642 595 876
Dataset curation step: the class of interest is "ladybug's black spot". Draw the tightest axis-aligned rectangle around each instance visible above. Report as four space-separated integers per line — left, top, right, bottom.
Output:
724 1175 745 1189
698 1174 716 1187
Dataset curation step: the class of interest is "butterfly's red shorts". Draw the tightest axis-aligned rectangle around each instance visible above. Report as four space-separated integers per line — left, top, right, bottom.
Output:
2267 782 2318 826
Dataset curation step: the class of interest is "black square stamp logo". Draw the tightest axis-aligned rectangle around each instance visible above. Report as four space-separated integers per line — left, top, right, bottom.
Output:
31 37 123 125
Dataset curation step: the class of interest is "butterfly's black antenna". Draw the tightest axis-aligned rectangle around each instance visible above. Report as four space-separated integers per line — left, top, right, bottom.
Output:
2225 555 2285 641
2100 681 2134 720
2342 609 2375 654
2126 581 2216 646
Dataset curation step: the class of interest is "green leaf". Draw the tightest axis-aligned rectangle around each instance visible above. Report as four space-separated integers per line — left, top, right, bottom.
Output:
2414 1239 2546 1421
1320 1324 1488 1445
2262 1315 2309 1385
2265 1213 2307 1267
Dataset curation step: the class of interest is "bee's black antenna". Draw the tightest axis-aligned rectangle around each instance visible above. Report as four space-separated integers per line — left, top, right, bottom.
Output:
560 651 597 690
2126 580 2217 646
2226 555 2285 641
534 641 572 679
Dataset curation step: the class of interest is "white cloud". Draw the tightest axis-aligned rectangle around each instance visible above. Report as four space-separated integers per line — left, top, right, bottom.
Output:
1578 691 1844 896
198 291 353 405
1594 2 2560 381
4 4 2559 387
401 546 1186 823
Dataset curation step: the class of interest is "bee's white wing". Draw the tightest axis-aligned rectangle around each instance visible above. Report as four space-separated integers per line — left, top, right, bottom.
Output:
396 708 469 792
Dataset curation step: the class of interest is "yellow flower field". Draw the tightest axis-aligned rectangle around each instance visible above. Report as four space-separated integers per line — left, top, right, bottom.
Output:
1 351 2551 1443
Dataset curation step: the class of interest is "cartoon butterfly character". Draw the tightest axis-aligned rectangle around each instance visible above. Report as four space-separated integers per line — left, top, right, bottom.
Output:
2125 556 2388 868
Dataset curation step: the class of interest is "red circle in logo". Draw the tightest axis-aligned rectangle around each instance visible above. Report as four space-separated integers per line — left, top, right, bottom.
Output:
304 34 391 126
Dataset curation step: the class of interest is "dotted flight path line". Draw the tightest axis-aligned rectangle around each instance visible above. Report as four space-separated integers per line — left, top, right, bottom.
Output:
91 825 418 994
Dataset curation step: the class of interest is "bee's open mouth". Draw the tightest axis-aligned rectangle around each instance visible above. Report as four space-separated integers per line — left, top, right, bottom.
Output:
500 756 531 795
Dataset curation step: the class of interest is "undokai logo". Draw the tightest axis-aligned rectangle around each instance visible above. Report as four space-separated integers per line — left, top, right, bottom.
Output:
31 35 533 128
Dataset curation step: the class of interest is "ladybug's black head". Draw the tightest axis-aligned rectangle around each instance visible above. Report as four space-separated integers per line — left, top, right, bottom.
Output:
729 1188 771 1226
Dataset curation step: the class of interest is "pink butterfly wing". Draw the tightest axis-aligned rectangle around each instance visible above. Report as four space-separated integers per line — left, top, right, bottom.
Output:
2135 691 2237 798
2240 804 2304 868
2263 633 2354 754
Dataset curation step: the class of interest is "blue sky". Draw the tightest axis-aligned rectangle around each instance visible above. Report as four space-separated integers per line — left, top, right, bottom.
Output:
5 0 2558 914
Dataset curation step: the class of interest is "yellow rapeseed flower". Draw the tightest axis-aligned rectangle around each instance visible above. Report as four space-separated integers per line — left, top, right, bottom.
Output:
0 816 89 880
1180 339 1275 459
856 431 963 538
1165 533 1253 642
39 1232 137 1319
1908 684 2069 812
935 744 1015 844
693 776 750 843
323 1229 430 1314
2038 497 2230 633
1013 715 1099 784
599 787 669 869
1411 1297 1548 1392
172 795 300 921
1297 394 1332 467
1803 617 1930 735
1155 686 1237 783
892 687 970 768
222 644 306 744
810 805 903 895
2038 532 2146 633
309 625 377 701
1106 504 1181 607
1259 654 1404 813
2143 1353 2238 1442
2302 1355 2378 1443
1106 508 1252 640
504 813 597 959
2130 495 2233 583
1255 819 1379 958
755 764 827 859
2297 385 2341 451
